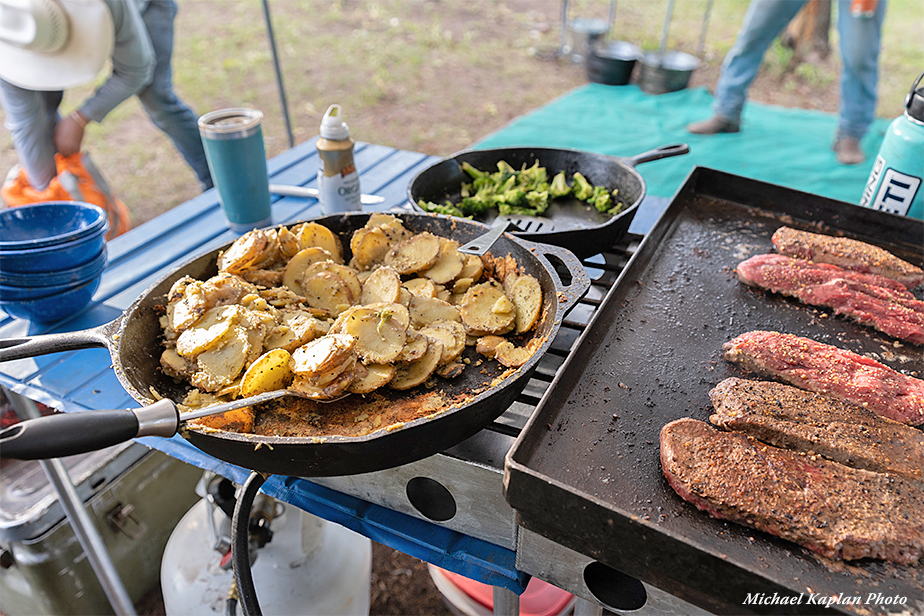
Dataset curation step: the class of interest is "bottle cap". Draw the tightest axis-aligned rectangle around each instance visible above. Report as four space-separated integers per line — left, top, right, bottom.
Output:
320 104 350 140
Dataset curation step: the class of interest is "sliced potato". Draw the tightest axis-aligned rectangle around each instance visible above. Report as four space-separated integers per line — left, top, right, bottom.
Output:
291 366 355 400
175 305 238 357
494 341 533 368
160 347 193 379
360 266 402 305
399 329 429 363
282 248 335 295
240 348 294 397
297 222 344 263
277 225 301 259
435 361 465 379
264 310 327 352
459 253 484 281
384 232 441 274
389 338 444 390
338 306 407 364
452 277 474 295
303 261 362 303
475 335 507 359
170 281 208 332
508 274 542 334
366 214 412 242
302 271 354 315
419 319 466 364
348 363 396 394
422 239 464 284
408 295 461 328
290 333 356 376
403 277 438 298
191 328 252 392
217 230 268 274
350 226 392 270
460 281 515 335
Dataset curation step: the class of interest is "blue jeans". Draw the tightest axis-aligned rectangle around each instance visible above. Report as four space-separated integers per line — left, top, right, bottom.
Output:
0 0 212 191
712 0 886 140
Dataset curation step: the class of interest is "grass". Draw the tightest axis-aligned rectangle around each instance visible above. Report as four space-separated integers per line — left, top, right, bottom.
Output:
2 0 921 225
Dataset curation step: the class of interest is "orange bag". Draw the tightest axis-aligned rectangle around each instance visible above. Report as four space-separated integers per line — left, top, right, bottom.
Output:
1 152 132 239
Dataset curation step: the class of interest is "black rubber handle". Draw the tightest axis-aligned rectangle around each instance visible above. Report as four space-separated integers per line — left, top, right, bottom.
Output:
0 410 140 459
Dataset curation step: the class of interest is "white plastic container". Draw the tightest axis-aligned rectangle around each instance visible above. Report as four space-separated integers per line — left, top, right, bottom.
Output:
161 498 372 615
316 104 362 214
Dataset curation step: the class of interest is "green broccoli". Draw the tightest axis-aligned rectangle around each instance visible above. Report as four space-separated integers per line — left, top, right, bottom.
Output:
590 185 612 212
549 171 570 197
461 161 489 181
525 190 549 214
418 200 464 217
571 172 594 201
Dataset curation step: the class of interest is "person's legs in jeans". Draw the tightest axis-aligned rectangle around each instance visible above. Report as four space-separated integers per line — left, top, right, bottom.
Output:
0 80 62 190
834 0 885 141
136 0 213 190
712 0 807 123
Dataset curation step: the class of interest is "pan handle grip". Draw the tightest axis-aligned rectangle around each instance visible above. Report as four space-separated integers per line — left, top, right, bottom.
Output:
623 143 690 168
528 242 592 312
0 323 113 362
0 400 179 460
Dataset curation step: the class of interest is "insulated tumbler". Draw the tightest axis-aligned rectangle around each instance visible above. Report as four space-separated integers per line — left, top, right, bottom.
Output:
198 108 273 233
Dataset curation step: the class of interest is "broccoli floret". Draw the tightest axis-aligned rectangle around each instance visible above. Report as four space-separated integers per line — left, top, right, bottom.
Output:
461 161 489 181
590 185 612 212
525 190 549 214
497 160 516 174
549 171 570 197
418 200 464 217
572 172 594 201
520 161 548 191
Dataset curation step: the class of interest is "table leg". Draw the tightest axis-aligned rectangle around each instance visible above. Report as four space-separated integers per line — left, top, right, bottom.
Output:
3 388 137 616
493 585 520 616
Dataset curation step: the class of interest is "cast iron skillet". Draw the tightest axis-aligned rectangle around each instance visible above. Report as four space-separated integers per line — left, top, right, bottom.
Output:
407 144 690 259
0 212 589 477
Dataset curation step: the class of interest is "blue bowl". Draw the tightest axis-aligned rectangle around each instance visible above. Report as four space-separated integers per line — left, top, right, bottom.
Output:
0 221 108 273
0 248 107 292
0 202 107 250
0 276 101 322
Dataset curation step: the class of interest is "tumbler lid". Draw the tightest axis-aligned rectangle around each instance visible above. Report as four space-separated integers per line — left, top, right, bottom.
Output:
198 108 264 139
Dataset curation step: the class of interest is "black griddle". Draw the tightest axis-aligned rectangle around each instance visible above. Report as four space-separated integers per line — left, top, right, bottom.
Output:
504 167 924 615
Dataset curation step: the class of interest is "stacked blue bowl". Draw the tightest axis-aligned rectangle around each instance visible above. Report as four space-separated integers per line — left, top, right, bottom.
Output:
0 202 109 322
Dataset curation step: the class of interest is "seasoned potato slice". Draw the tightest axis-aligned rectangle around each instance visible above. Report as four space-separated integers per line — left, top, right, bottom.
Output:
348 363 396 394
302 271 354 315
338 306 407 364
459 253 484 281
419 319 466 364
366 214 412 242
291 366 355 400
263 310 326 352
297 222 344 263
399 329 429 363
460 281 515 335
217 230 269 274
507 274 542 334
408 295 461 328
422 239 464 284
277 225 301 259
170 280 208 332
240 349 294 397
452 277 474 295
494 341 533 368
403 277 438 298
160 347 193 379
389 338 444 390
360 266 401 305
175 305 238 357
191 328 252 392
282 247 335 295
290 333 356 376
303 261 362 303
384 232 441 274
350 227 392 270
475 335 507 358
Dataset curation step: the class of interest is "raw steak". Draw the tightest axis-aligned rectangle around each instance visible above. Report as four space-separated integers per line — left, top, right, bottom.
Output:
771 226 923 290
722 331 924 426
660 418 924 564
709 377 924 484
736 254 924 345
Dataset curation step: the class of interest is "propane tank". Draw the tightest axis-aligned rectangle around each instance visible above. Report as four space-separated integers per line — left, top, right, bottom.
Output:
859 71 924 220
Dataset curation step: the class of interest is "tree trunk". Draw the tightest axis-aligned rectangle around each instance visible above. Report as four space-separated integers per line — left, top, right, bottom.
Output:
781 0 832 64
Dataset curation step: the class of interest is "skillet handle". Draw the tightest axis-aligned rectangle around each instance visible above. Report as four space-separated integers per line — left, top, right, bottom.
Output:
524 241 591 312
0 322 114 362
622 143 690 167
0 400 179 460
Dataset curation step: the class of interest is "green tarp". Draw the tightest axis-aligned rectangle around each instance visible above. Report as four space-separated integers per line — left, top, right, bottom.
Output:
475 84 892 206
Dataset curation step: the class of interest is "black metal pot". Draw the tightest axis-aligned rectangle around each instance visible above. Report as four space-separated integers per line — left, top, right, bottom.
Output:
407 144 689 259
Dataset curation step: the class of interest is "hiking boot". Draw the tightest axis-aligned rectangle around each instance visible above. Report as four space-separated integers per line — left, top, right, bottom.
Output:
834 136 865 165
686 115 740 135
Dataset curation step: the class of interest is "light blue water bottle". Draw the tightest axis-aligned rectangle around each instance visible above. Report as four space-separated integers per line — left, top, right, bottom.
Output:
859 72 924 220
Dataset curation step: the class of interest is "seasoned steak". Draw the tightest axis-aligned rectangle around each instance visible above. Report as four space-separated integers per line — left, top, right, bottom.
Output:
723 331 924 426
771 226 923 290
660 418 924 564
736 254 924 345
709 377 924 485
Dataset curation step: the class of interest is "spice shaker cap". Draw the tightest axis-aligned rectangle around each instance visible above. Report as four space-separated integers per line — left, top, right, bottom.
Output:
320 104 350 140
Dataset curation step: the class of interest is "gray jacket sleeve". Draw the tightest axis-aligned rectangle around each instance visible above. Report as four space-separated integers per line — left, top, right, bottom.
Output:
79 0 155 123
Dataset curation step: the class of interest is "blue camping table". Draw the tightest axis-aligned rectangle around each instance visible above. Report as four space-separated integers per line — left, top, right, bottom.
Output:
0 139 670 602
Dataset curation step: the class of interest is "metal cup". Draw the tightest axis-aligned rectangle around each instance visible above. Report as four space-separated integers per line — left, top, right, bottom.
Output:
198 108 273 233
